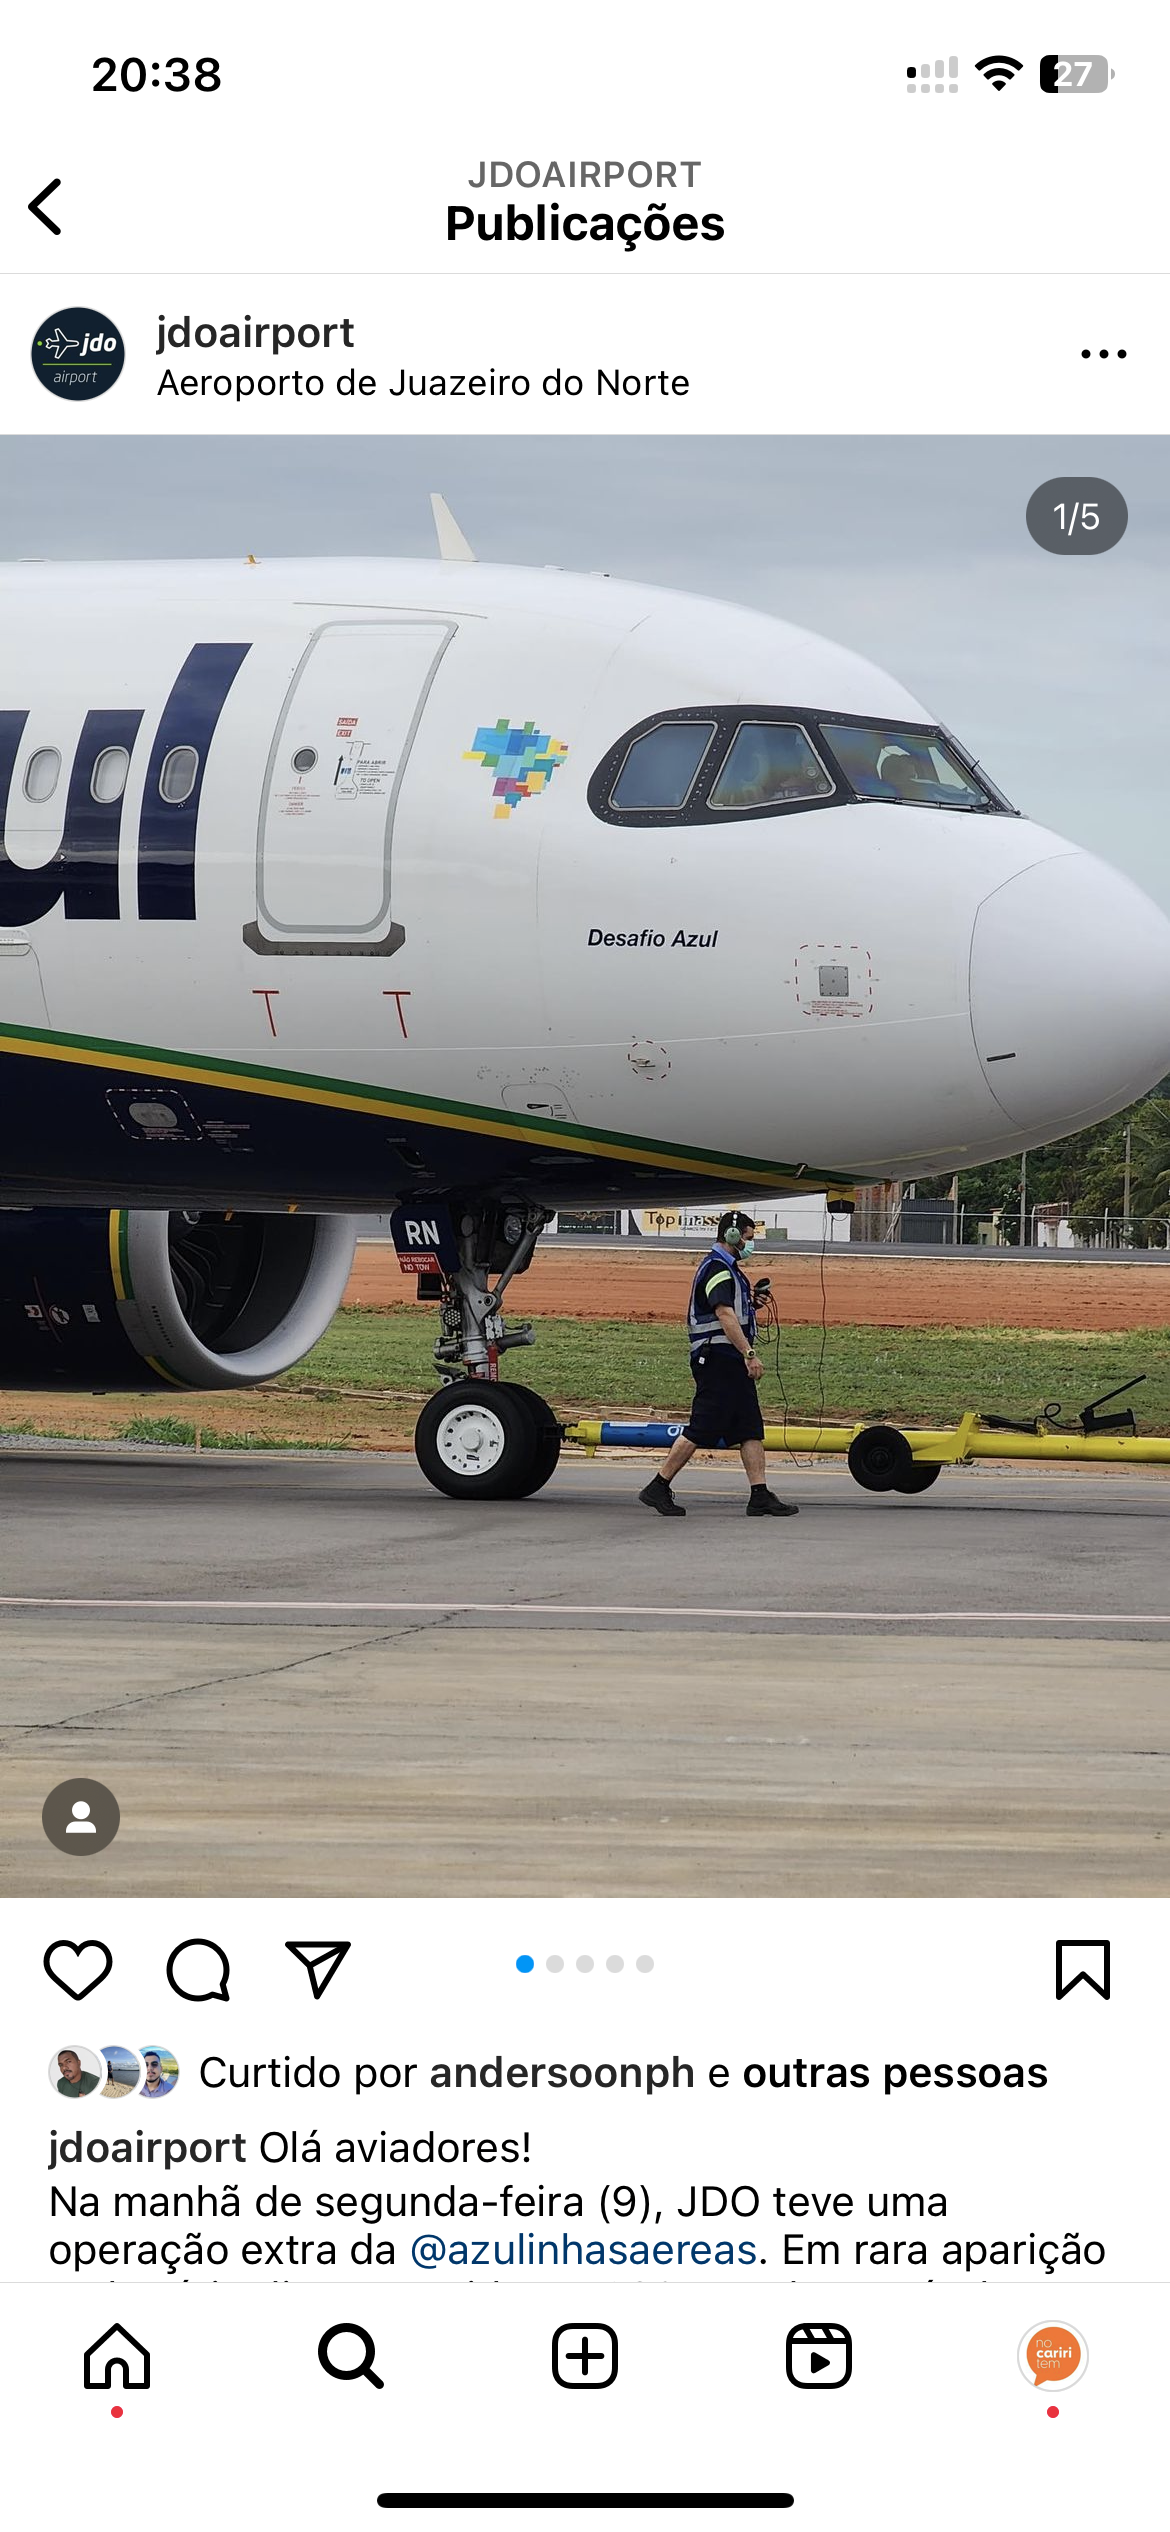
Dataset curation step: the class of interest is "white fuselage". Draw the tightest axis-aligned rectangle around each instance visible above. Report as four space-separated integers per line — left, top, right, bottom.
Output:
1 553 1167 1211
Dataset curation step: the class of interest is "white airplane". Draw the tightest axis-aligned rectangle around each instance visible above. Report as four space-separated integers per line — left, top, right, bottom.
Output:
2 499 1168 1498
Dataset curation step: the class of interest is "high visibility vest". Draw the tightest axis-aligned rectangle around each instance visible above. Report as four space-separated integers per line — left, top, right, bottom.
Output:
687 1245 756 1357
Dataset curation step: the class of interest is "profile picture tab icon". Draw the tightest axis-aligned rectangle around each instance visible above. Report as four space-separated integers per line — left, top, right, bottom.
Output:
1018 2322 1087 2391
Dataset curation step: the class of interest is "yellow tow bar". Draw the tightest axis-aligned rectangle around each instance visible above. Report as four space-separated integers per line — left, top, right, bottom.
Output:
563 1409 1170 1487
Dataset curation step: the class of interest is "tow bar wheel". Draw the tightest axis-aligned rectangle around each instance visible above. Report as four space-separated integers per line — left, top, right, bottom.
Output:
847 1422 941 1494
415 1379 562 1500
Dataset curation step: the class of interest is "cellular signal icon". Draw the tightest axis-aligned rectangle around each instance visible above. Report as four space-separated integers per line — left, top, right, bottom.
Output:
907 55 959 92
975 53 1023 87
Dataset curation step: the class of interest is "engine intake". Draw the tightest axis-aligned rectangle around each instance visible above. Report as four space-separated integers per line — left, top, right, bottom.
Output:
0 1209 358 1390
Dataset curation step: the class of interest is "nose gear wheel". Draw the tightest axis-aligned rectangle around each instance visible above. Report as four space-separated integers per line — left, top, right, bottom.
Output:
415 1378 561 1500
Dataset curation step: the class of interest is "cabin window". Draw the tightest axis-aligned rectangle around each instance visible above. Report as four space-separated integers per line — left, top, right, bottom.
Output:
23 747 61 803
708 721 834 811
609 720 715 811
90 745 130 804
291 746 318 773
820 723 993 809
159 744 199 805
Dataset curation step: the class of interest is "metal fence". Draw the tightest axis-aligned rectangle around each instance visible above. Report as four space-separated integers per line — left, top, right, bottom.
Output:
862 1205 1170 1251
545 1205 1170 1251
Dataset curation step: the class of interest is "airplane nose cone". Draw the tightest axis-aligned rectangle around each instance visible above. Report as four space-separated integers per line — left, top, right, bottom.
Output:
971 852 1170 1134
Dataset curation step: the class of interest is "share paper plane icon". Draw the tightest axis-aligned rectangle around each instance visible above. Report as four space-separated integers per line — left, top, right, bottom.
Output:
286 1940 351 2000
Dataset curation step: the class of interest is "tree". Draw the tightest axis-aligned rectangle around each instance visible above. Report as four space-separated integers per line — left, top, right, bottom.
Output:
916 1077 1170 1244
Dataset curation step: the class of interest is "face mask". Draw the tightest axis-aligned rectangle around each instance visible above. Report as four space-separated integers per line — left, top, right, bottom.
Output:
740 1238 755 1257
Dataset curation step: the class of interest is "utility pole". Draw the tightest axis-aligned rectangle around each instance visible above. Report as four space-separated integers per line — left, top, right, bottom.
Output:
1123 1121 1133 1236
1019 1149 1027 1248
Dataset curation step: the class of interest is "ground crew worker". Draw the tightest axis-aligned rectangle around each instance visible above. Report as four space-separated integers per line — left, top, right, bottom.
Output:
639 1209 799 1518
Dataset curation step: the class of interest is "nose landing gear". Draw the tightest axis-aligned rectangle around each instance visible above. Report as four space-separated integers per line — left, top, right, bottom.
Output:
414 1203 563 1499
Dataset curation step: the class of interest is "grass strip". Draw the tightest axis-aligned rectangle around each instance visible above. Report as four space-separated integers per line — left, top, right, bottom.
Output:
290 1308 1170 1431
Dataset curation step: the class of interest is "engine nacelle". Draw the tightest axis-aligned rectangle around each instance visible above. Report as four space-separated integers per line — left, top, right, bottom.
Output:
0 1209 358 1390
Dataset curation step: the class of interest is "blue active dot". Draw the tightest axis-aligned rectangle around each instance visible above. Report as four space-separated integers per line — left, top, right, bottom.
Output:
516 1954 535 1973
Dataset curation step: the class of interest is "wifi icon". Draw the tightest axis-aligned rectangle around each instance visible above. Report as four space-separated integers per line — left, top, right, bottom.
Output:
975 53 1023 87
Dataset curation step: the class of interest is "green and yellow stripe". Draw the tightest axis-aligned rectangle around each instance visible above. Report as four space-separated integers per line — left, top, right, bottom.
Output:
107 1207 185 1382
0 1017 851 1192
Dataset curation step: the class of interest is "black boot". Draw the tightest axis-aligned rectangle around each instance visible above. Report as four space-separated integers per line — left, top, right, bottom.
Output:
746 1485 799 1517
640 1473 686 1516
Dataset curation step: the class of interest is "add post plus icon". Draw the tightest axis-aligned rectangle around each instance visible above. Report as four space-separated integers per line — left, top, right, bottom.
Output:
552 2324 619 2389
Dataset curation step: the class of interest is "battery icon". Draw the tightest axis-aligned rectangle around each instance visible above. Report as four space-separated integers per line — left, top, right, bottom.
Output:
1039 54 1114 90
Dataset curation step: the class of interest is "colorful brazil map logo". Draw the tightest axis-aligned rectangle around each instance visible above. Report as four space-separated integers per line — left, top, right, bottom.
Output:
465 720 568 818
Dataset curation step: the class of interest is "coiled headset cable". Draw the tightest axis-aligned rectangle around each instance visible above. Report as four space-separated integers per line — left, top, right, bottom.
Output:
753 1221 832 1471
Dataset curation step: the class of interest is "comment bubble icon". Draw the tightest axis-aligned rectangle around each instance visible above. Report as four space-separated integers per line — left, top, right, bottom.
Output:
166 1938 231 2002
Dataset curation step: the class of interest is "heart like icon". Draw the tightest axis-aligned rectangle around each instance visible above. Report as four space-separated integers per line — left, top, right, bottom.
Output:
44 1939 113 2000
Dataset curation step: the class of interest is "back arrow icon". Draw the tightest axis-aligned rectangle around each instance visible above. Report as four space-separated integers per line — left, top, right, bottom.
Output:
29 179 62 236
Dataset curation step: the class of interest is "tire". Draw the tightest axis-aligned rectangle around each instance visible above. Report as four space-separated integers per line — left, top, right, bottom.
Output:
846 1423 915 1492
896 1461 942 1493
495 1382 563 1497
414 1380 558 1501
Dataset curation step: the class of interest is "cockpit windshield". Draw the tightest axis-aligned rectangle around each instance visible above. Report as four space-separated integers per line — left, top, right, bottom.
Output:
588 708 1015 826
819 723 995 810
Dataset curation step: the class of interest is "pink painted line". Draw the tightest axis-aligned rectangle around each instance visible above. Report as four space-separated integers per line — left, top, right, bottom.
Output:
0 1596 1164 1623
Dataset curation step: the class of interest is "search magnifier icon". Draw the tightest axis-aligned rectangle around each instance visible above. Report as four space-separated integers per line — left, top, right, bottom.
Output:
318 2323 384 2389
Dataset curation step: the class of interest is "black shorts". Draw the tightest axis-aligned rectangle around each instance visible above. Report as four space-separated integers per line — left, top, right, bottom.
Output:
684 1347 765 1447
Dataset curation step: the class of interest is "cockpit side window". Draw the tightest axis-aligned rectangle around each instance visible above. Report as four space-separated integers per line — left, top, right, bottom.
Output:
819 723 994 810
708 721 834 811
609 720 716 811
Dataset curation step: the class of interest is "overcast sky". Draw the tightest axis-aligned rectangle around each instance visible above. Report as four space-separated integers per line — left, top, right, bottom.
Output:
3 434 1166 901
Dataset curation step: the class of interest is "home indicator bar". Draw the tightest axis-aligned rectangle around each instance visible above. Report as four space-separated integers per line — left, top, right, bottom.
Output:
377 2500 795 2513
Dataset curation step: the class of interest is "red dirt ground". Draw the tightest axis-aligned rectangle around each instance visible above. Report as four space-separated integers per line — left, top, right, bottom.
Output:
344 1243 1170 1333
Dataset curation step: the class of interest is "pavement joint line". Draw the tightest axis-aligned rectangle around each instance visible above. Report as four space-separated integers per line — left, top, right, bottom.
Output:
0 1617 451 1738
1 1596 1168 1622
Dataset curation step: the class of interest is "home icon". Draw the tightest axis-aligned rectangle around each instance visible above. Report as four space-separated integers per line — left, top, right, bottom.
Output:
83 2323 151 2390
